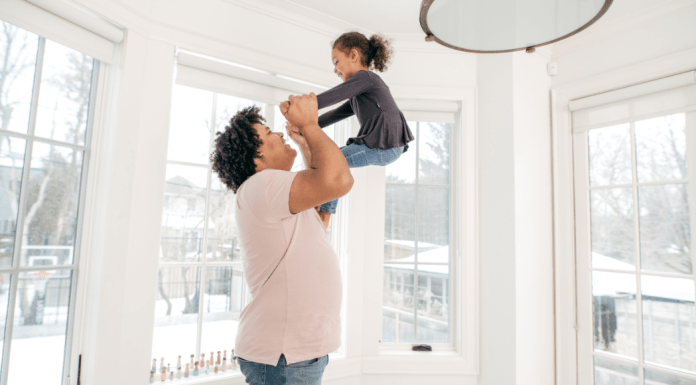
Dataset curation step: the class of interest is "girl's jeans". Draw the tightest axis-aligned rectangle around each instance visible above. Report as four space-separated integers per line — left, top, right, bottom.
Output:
238 354 329 385
319 144 405 214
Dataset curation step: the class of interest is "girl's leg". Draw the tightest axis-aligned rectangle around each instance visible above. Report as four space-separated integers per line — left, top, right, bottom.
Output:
319 144 405 214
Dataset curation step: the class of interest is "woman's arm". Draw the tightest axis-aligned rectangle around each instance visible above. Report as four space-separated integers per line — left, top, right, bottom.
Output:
318 101 354 128
316 70 372 109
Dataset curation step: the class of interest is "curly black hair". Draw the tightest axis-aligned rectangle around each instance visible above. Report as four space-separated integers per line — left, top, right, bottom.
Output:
332 32 393 72
210 106 265 193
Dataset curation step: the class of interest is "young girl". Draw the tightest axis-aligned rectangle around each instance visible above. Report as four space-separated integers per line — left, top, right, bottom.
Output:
286 32 414 223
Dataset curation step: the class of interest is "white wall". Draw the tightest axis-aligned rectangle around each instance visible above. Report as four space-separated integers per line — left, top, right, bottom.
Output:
512 51 555 385
477 53 518 385
551 0 696 89
475 51 556 385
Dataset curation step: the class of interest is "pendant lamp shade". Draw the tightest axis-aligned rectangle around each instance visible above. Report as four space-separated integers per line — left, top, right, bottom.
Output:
419 0 613 53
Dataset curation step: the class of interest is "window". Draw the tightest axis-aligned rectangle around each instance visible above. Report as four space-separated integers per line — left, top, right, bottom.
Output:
0 20 97 384
572 82 696 384
383 120 453 345
152 84 344 373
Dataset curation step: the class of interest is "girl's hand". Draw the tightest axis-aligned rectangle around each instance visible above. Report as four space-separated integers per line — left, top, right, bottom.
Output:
286 121 307 148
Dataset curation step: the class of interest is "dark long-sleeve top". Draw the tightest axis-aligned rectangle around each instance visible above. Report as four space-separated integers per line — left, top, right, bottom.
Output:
317 70 414 152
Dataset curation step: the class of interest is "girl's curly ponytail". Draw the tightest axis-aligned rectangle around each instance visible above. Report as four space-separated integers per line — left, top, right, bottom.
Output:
368 34 393 72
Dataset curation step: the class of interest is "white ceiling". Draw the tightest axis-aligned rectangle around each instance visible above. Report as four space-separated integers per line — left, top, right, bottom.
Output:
283 0 665 37
285 0 425 35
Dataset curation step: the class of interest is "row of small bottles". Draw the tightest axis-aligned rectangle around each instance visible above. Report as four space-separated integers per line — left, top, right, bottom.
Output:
149 350 238 383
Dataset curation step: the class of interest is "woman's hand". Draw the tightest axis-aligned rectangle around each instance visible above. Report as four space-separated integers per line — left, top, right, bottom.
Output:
286 121 307 148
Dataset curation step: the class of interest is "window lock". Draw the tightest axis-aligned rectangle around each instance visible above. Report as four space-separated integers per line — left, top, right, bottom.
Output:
411 344 432 352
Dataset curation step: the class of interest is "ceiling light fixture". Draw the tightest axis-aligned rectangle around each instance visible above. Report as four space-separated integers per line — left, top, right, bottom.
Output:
419 0 613 53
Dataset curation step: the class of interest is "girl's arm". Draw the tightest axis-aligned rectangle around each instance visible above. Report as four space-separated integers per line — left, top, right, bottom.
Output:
316 70 372 109
318 101 354 128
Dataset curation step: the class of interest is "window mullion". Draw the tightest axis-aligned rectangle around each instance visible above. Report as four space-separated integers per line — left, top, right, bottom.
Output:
195 93 218 362
629 120 646 384
413 122 419 343
0 36 46 385
62 60 100 385
686 111 696 383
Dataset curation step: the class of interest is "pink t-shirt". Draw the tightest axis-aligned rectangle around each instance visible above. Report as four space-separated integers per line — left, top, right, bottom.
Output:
234 169 342 365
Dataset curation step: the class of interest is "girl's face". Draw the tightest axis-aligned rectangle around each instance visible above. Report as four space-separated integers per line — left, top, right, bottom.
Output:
331 47 365 82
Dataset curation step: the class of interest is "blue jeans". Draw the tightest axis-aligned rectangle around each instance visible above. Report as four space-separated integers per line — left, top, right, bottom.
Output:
238 354 329 385
319 144 405 214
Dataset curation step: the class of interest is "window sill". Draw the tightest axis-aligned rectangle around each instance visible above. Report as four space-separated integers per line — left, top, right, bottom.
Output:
362 350 476 376
147 370 246 385
378 349 460 356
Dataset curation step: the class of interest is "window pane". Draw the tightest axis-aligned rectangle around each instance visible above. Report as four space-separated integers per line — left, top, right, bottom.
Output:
167 85 213 164
386 121 417 184
418 187 449 256
206 178 239 262
152 266 200 373
200 267 245 359
0 22 39 134
644 368 696 385
21 142 83 267
588 124 632 186
591 188 635 270
418 122 450 185
416 265 449 344
642 276 696 373
160 164 208 263
34 40 93 145
635 113 687 182
382 264 416 343
384 185 415 262
592 271 638 358
0 136 26 268
9 270 72 385
216 94 257 134
594 356 639 385
0 274 11 376
639 184 691 274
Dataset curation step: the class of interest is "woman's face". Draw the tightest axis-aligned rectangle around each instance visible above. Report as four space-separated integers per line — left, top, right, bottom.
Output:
331 47 361 82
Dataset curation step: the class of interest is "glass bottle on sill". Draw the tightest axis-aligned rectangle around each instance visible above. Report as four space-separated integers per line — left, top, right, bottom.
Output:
160 367 166 382
185 363 189 378
217 351 221 365
231 356 237 371
149 370 154 384
222 358 227 372
193 362 199 376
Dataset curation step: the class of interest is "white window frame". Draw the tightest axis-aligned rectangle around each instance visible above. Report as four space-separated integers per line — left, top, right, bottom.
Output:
151 54 354 376
380 117 457 351
572 109 696 384
359 90 478 376
551 51 696 384
0 21 102 385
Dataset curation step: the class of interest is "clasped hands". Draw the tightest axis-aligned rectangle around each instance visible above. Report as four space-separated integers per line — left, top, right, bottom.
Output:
279 92 318 149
